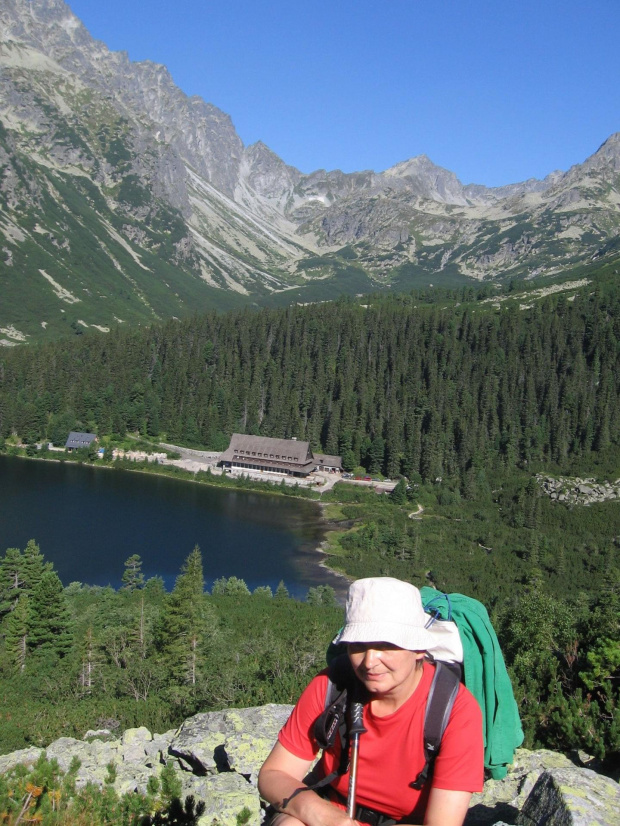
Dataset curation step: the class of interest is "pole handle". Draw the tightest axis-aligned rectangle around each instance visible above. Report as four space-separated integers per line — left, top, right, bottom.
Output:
349 700 367 736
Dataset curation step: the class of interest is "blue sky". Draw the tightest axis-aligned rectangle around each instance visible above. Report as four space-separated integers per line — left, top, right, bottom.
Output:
66 0 618 187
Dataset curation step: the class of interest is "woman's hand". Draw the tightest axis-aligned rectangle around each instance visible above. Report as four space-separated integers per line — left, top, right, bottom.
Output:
258 742 358 826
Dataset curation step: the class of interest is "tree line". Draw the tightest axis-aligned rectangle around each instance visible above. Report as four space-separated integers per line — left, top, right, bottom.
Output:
1 282 619 485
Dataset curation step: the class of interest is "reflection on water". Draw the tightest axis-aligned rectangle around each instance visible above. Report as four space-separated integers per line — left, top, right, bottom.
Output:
0 455 346 598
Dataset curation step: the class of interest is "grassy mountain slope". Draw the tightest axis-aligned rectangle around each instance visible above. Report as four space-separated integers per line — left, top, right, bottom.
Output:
1 1 620 345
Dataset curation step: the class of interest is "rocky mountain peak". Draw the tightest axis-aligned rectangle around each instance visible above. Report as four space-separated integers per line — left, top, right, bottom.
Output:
382 154 471 205
384 153 439 176
2 0 91 56
585 131 620 172
548 131 620 202
238 141 302 204
244 140 300 176
3 0 243 196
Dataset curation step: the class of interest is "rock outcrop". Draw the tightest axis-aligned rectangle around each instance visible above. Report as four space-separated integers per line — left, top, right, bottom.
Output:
537 475 620 506
468 748 620 825
517 767 620 826
0 705 618 825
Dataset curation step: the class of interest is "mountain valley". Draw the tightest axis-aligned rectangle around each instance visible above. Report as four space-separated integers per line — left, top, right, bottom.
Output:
1 0 620 342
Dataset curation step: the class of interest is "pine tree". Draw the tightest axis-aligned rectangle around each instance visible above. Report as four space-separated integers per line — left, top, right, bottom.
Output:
122 554 145 591
390 478 407 504
211 576 251 597
79 625 99 692
21 540 51 590
253 585 273 598
0 540 50 617
367 435 385 476
0 547 26 616
306 585 337 607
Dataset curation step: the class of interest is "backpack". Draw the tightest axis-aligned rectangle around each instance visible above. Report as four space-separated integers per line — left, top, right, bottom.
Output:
313 589 523 790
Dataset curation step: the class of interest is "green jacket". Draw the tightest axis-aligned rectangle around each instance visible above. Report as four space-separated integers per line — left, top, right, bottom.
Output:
421 587 524 779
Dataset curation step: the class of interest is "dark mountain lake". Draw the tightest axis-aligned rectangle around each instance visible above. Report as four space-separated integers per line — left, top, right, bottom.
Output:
0 455 346 599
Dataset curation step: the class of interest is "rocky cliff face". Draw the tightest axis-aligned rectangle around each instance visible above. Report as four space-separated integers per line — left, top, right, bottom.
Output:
1 0 620 343
0 705 617 826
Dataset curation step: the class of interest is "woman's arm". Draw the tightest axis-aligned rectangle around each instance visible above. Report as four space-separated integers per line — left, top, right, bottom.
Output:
423 788 472 826
424 683 482 825
258 742 357 826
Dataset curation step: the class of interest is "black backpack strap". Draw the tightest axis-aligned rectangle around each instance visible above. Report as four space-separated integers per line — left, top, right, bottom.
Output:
410 661 462 790
310 655 364 791
313 654 354 749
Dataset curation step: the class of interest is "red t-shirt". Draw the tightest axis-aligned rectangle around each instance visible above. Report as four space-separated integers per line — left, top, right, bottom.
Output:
278 661 484 821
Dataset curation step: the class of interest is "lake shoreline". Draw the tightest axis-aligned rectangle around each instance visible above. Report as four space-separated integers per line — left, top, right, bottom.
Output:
1 451 347 597
3 448 323 502
313 501 352 601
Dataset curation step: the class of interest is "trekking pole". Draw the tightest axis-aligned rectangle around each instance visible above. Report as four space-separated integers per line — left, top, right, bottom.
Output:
346 701 367 819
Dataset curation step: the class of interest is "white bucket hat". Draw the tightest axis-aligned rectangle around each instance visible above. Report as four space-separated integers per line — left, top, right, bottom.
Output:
335 577 463 663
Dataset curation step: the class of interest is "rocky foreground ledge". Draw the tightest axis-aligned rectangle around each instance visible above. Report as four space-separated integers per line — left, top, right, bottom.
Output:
0 704 618 825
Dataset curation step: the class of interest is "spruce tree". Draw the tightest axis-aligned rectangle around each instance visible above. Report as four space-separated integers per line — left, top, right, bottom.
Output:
79 626 100 692
0 547 26 616
29 570 73 657
3 593 30 671
0 540 50 617
159 546 213 687
274 580 290 600
21 539 51 591
211 576 251 597
367 435 385 476
390 478 407 504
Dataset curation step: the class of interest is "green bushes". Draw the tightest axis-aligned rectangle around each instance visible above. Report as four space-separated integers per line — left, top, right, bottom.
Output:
0 753 208 825
0 517 618 767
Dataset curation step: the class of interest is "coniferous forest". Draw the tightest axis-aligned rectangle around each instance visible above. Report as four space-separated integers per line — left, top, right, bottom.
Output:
0 275 619 777
2 281 619 479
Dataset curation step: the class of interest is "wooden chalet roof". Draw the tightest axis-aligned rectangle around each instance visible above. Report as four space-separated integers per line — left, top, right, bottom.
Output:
314 453 343 468
219 434 314 470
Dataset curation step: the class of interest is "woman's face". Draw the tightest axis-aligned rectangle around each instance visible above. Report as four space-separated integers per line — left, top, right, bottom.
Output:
347 642 425 699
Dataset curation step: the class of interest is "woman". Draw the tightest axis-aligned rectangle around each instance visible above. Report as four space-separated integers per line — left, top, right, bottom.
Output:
258 577 483 826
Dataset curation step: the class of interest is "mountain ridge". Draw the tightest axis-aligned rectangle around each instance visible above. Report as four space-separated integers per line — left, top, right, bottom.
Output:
1 0 620 343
